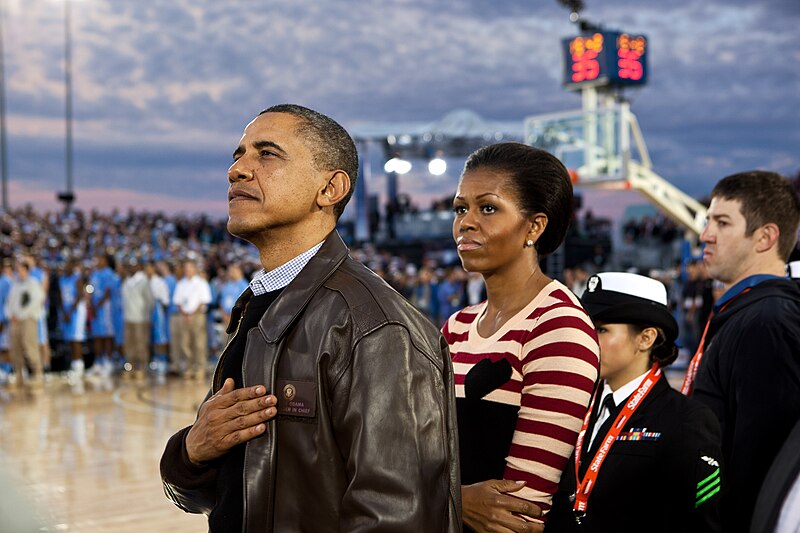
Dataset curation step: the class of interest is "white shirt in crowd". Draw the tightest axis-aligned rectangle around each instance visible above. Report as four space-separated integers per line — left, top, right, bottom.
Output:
6 276 45 321
173 274 212 314
149 274 170 308
465 273 485 306
122 270 155 323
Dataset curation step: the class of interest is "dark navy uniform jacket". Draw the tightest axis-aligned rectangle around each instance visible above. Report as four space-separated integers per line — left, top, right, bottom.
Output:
547 375 723 533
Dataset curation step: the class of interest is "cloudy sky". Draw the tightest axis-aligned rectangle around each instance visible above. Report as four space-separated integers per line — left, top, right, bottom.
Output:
2 0 798 220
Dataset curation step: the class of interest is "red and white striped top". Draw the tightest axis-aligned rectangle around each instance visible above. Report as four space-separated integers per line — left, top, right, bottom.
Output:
443 280 599 513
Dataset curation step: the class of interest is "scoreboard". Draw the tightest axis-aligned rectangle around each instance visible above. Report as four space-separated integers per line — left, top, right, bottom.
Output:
562 31 648 89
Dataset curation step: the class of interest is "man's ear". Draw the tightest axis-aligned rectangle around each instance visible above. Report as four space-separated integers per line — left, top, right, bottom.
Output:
754 223 780 254
317 170 351 209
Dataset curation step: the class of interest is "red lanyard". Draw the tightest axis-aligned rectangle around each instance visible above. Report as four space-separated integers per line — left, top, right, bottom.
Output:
572 364 662 519
680 318 712 395
681 287 750 396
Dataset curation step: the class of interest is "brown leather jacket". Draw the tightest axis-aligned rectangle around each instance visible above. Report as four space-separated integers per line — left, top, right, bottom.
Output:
161 231 461 532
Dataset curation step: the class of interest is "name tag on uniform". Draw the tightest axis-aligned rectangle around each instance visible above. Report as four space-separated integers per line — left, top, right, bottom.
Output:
276 380 317 418
616 428 661 441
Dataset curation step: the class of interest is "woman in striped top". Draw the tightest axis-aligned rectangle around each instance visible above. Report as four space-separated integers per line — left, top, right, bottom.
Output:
443 143 600 533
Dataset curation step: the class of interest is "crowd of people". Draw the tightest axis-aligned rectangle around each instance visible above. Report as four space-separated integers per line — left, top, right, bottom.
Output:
622 212 682 245
0 205 260 387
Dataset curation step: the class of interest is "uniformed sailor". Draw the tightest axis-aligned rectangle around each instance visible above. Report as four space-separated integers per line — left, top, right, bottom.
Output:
547 272 723 533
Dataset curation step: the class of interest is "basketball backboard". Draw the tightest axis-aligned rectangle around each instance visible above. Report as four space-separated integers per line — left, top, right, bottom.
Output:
524 101 707 236
524 106 627 184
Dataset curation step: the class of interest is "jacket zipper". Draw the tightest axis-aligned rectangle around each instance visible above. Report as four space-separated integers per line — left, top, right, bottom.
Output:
213 300 249 392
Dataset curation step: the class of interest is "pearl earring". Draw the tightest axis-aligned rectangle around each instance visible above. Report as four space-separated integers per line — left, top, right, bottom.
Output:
526 239 534 247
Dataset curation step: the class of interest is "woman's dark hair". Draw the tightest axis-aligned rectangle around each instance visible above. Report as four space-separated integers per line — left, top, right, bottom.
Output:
462 142 573 256
627 324 678 368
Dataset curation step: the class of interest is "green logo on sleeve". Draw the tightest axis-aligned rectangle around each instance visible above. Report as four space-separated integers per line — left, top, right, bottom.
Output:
696 467 721 507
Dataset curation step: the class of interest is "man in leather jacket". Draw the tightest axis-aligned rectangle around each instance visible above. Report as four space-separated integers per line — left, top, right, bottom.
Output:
160 104 461 532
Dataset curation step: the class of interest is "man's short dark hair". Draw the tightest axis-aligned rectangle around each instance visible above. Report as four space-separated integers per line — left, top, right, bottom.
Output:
712 170 800 260
261 104 359 220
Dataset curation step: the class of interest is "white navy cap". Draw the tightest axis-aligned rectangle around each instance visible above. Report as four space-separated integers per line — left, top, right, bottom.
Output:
789 261 800 279
581 272 678 343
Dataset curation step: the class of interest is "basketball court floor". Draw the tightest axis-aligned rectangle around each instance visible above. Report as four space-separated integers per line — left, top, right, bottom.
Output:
0 375 209 532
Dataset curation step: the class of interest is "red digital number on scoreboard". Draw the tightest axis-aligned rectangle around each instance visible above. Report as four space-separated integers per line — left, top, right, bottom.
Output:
569 33 604 83
617 34 646 81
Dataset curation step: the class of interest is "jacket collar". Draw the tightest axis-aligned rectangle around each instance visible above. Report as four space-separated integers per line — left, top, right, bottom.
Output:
707 277 800 343
713 274 784 312
227 230 349 341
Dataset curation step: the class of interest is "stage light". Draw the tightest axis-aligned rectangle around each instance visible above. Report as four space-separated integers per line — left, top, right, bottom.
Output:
384 157 412 175
428 158 447 176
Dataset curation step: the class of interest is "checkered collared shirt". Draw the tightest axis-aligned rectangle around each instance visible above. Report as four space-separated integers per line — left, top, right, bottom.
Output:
249 241 324 295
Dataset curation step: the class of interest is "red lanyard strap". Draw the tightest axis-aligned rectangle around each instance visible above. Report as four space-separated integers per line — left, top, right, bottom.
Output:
681 287 750 396
572 364 662 518
680 317 712 395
